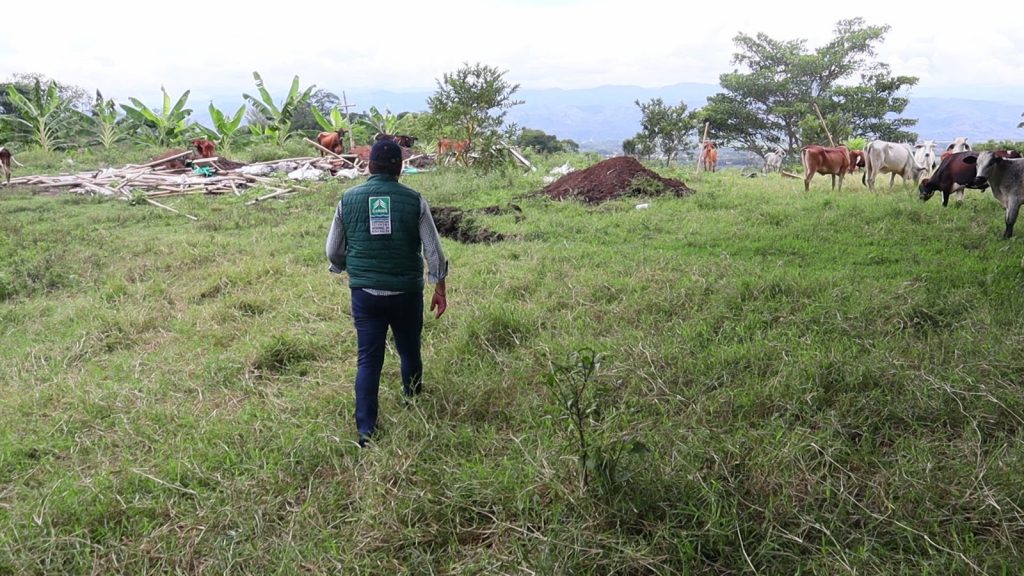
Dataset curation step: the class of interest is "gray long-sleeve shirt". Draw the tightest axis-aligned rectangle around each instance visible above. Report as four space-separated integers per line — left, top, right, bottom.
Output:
326 195 448 292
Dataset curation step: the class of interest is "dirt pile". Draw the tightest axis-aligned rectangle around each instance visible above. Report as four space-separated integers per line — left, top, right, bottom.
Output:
431 206 506 243
539 156 694 204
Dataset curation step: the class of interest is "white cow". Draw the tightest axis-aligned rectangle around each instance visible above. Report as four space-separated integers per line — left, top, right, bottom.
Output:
945 137 971 155
913 140 937 178
963 151 1024 238
863 140 929 191
763 149 786 174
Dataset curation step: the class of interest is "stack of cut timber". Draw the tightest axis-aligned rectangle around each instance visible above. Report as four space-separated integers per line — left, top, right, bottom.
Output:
7 166 265 198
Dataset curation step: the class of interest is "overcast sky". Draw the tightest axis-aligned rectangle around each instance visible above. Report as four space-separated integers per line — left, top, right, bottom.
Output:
3 0 1024 106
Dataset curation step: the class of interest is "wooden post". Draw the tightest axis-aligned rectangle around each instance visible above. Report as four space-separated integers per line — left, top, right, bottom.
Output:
342 91 356 151
696 122 711 172
812 102 836 147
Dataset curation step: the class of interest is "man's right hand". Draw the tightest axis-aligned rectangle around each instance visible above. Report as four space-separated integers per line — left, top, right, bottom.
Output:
430 286 447 319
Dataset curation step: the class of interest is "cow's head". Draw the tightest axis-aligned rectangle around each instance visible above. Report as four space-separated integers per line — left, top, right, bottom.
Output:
946 137 971 154
918 178 935 201
962 151 999 187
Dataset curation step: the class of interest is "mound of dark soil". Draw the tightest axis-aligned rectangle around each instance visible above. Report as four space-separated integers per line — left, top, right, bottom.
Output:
540 156 694 204
431 206 505 244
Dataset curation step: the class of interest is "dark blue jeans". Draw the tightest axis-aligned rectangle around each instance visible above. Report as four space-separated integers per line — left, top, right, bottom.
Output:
351 288 423 438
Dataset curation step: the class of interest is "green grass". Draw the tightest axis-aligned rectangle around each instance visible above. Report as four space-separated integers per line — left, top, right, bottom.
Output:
2 157 1023 574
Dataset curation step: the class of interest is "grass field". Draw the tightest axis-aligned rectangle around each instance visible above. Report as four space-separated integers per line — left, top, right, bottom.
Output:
1 150 1023 574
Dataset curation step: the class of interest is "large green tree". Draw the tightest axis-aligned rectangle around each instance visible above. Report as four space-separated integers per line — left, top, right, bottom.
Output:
631 98 697 166
517 128 577 154
427 62 523 167
700 18 918 158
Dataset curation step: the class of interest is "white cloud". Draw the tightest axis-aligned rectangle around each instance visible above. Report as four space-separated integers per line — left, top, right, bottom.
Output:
2 0 1023 105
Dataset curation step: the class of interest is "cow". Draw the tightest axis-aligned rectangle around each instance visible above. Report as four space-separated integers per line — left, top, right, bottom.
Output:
0 147 11 185
863 140 929 191
437 138 470 164
698 140 718 172
316 128 347 156
374 133 418 148
192 138 216 158
920 150 1023 207
801 145 851 191
963 151 1024 238
946 137 971 155
848 149 866 174
913 140 937 178
763 149 785 174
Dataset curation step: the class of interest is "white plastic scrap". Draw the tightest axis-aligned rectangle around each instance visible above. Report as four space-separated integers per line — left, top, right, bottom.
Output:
549 162 575 176
288 166 324 180
239 164 274 176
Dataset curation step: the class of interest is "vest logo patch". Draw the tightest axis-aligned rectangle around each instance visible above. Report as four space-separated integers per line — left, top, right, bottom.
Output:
368 196 391 235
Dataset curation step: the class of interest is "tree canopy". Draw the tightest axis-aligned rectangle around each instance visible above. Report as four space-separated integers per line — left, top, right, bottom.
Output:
700 18 919 158
627 98 696 166
427 62 523 168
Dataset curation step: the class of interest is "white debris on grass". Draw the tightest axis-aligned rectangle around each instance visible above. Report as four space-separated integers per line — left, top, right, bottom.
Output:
288 166 324 180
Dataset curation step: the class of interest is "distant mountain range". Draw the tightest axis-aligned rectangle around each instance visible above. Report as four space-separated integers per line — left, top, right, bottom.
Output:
199 82 1024 154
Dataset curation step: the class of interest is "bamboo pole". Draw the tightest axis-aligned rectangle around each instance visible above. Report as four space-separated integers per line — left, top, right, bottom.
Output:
145 198 199 221
303 138 358 169
812 102 836 147
130 151 193 169
246 188 292 205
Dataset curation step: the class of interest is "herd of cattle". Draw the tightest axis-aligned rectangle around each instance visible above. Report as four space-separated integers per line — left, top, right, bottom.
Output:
3 132 1024 238
788 138 1024 238
314 129 470 165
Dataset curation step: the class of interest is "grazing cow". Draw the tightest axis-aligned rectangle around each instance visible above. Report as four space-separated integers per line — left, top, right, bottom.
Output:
920 150 1023 206
192 138 216 158
763 150 786 173
963 151 1024 238
374 133 418 148
848 149 866 174
863 140 928 191
698 140 718 172
0 147 11 185
913 140 937 178
316 128 347 156
437 138 470 164
801 145 851 191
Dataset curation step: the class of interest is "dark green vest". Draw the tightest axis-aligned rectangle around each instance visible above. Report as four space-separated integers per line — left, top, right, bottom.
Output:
341 174 424 292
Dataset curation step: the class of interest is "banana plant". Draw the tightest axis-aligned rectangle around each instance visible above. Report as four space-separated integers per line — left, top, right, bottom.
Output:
2 79 72 151
85 90 122 149
242 71 315 146
358 105 403 136
196 102 246 153
120 86 192 147
312 106 351 134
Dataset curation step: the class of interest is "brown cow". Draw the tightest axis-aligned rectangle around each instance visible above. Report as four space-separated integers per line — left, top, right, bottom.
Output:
437 138 469 164
192 138 216 158
0 147 11 185
801 145 851 191
698 140 718 172
316 128 347 156
848 150 866 174
920 150 1023 206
